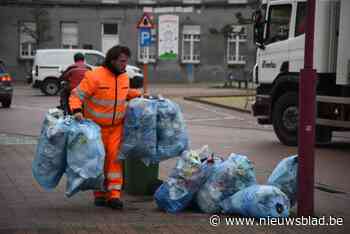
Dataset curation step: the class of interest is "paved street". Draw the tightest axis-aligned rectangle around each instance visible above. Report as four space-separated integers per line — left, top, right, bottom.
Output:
0 83 349 233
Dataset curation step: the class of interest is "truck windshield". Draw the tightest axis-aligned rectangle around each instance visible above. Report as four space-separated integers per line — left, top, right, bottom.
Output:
266 4 292 44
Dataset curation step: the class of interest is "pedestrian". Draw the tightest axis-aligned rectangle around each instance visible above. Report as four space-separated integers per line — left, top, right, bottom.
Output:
69 45 142 209
59 52 91 115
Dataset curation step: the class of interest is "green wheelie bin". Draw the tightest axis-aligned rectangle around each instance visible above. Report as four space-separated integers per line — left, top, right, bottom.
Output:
123 157 162 196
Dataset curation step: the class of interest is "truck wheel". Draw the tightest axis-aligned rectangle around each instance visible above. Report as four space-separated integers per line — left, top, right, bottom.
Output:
41 78 60 96
272 92 298 146
2 98 12 108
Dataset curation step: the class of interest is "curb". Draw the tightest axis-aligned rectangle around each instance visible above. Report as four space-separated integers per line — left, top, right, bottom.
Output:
184 95 252 114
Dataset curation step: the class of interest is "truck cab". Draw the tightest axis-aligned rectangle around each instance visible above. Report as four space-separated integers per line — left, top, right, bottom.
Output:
252 0 350 146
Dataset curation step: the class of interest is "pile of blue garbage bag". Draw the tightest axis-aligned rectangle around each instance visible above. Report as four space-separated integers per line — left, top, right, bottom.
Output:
196 153 257 213
154 145 298 218
33 100 299 219
32 108 106 197
119 97 189 165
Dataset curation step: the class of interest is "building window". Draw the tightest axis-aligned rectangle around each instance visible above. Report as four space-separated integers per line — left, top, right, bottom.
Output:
228 0 248 4
61 22 78 49
183 0 202 4
138 28 157 63
139 0 156 4
181 25 200 64
102 23 119 54
102 0 120 3
226 25 247 64
19 22 37 59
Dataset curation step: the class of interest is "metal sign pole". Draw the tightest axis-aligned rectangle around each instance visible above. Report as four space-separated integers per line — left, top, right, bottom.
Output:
137 13 153 96
297 0 316 216
143 49 149 95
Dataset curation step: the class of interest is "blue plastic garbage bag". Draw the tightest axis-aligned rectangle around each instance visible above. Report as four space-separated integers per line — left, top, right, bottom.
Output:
119 98 157 162
154 181 193 213
119 97 189 165
65 119 105 197
154 98 189 164
154 149 206 213
220 185 290 218
32 108 68 190
196 153 257 213
188 146 223 211
267 155 298 207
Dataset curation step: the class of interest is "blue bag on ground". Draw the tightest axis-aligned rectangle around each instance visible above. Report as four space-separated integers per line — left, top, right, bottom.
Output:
32 108 67 190
154 98 189 164
154 148 206 213
119 98 157 161
220 185 290 218
267 155 298 207
65 119 105 197
196 153 257 213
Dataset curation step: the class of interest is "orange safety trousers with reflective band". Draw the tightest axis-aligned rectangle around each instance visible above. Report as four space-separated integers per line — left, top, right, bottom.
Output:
69 66 141 200
94 124 124 199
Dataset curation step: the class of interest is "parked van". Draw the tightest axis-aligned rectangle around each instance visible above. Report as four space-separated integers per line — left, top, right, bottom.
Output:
30 49 143 96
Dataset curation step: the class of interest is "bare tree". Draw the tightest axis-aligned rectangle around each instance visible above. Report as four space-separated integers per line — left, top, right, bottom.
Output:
19 5 52 49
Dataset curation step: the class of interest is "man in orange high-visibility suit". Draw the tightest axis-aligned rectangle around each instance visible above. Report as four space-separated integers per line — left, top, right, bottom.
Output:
69 45 141 209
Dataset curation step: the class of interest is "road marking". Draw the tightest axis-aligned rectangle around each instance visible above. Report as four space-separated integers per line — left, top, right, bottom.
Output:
182 99 243 119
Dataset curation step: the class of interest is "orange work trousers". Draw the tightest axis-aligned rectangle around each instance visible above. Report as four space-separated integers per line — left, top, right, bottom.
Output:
94 124 123 200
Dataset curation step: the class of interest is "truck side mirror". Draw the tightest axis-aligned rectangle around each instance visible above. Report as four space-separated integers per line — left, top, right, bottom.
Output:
252 10 266 49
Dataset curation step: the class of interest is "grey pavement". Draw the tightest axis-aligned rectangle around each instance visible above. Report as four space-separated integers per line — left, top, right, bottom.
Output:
0 83 349 233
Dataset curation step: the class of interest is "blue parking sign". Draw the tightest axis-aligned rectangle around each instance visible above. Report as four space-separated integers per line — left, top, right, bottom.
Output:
139 28 151 47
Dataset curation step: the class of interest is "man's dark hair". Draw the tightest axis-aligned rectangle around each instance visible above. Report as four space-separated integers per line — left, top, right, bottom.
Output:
103 45 131 66
74 52 85 62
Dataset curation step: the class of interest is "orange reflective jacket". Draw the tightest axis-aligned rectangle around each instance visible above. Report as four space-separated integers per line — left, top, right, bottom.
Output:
69 66 141 126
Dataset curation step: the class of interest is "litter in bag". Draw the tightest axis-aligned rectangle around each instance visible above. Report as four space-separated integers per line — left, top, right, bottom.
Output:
154 98 189 164
220 185 290 218
32 108 68 190
154 148 206 213
119 98 157 161
65 119 105 197
267 155 298 207
198 145 224 180
196 153 257 213
119 97 189 165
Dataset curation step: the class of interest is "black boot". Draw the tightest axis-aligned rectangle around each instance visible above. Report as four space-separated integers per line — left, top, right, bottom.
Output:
94 197 106 207
107 198 123 210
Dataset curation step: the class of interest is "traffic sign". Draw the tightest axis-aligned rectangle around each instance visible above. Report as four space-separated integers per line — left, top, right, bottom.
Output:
139 28 151 47
137 13 154 28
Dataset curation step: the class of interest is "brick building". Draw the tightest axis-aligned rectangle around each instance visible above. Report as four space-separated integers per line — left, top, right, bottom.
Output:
0 0 257 83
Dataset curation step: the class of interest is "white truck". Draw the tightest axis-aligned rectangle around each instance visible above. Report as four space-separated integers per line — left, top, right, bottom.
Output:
252 0 350 145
